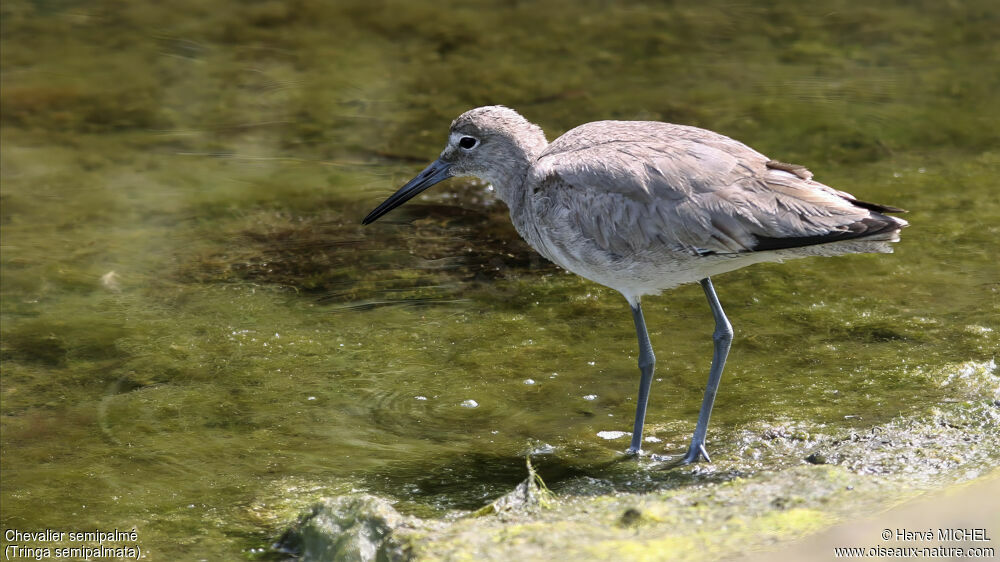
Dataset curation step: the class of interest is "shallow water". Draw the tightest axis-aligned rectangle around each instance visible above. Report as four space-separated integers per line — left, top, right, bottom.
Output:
2 0 998 559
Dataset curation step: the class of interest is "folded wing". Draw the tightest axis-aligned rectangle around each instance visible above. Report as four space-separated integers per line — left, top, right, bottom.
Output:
533 121 906 257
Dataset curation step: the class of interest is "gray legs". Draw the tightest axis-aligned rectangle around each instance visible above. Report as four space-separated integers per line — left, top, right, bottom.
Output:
626 301 655 455
681 277 733 463
625 278 732 462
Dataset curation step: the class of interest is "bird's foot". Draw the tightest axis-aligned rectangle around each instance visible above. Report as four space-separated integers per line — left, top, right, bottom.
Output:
624 447 675 463
627 443 712 464
680 442 712 464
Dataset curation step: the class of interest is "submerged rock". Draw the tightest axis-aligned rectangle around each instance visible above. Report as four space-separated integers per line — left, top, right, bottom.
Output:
274 495 414 561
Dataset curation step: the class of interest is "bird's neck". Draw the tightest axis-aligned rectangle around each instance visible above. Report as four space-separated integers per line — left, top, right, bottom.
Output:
487 140 551 261
488 136 547 210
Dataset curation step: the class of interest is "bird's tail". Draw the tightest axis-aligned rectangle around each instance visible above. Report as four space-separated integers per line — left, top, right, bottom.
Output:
858 213 908 243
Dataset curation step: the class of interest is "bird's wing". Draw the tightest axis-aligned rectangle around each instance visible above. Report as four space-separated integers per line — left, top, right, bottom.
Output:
532 121 881 256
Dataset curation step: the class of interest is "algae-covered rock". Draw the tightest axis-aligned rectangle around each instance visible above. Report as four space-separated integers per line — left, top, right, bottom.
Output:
269 395 998 561
274 495 414 561
474 457 555 518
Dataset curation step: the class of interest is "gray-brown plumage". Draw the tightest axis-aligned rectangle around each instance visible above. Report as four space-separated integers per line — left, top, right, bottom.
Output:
363 106 907 463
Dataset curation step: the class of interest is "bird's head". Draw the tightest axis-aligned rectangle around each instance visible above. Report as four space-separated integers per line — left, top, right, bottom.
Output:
362 106 546 225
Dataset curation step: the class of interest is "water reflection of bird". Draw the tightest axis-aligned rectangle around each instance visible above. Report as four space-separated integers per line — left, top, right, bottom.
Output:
363 106 907 463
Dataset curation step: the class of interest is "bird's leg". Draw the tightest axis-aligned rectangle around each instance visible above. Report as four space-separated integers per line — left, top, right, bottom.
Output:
682 277 733 464
626 300 656 456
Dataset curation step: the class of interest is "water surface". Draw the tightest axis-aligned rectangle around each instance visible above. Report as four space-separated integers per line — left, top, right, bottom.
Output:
2 0 998 559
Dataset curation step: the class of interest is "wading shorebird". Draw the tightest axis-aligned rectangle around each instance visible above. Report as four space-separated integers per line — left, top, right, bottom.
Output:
362 106 907 463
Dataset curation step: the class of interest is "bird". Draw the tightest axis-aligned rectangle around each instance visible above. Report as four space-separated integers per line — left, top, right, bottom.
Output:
362 106 907 463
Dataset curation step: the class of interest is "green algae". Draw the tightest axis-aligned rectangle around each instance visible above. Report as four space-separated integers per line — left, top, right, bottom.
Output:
283 396 996 561
2 0 999 559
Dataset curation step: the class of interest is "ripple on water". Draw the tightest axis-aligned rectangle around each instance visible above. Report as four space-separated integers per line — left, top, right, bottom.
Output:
361 386 509 448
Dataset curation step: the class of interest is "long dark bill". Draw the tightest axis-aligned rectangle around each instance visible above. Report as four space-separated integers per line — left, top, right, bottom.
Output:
361 159 453 225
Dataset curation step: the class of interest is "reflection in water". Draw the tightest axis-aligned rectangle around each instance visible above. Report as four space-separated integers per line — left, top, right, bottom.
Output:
180 183 557 309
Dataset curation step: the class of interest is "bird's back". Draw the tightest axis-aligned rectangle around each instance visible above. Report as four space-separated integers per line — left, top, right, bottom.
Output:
518 120 907 298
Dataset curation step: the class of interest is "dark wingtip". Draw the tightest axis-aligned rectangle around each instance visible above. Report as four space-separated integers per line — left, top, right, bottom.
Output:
849 199 907 214
752 212 904 252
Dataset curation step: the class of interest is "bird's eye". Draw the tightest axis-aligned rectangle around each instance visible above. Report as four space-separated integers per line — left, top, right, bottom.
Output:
459 136 478 149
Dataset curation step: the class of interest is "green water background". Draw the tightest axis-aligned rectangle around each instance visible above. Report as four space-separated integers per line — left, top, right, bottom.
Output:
1 0 998 558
